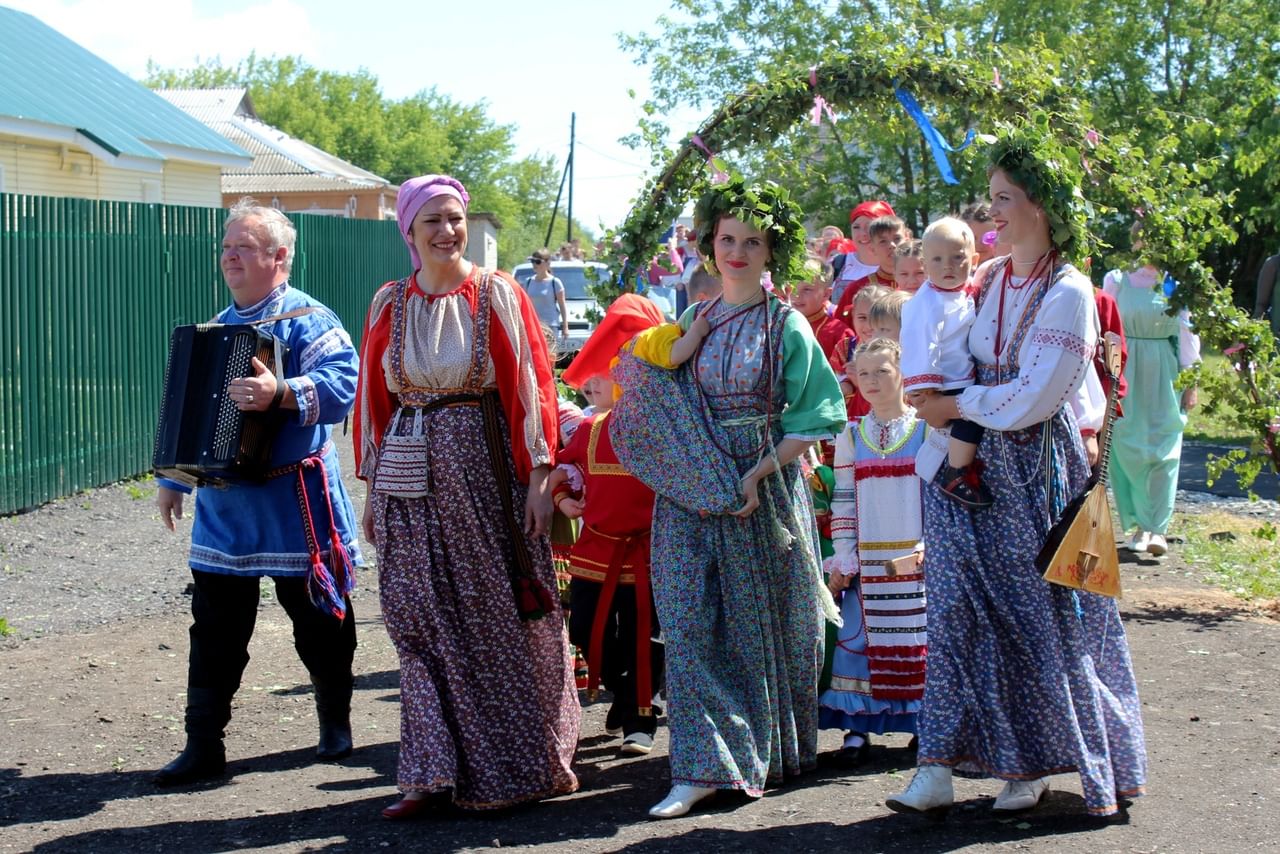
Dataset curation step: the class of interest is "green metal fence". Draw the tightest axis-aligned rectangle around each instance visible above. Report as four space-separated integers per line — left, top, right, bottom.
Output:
0 193 410 514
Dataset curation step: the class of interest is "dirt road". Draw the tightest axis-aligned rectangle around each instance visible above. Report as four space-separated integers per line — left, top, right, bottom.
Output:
1 438 1277 852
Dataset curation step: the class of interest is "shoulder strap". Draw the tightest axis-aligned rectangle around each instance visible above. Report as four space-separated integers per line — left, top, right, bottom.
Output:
463 270 494 392
390 277 414 391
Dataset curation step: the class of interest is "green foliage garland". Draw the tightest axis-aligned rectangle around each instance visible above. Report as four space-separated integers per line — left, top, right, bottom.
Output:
693 179 807 281
985 116 1092 262
599 41 1280 482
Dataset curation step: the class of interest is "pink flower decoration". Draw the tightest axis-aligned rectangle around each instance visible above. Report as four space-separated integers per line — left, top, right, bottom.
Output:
981 230 999 246
1223 343 1246 357
808 66 836 126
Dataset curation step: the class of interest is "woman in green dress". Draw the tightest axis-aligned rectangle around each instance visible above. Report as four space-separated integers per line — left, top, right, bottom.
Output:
1102 225 1200 556
610 180 845 819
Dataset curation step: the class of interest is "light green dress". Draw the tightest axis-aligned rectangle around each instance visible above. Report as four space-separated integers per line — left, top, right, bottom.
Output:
1105 267 1200 536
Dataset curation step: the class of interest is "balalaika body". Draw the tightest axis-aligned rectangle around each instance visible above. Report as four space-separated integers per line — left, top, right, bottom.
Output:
153 323 289 487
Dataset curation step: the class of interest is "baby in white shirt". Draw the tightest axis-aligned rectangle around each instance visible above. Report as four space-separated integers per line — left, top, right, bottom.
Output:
900 217 991 509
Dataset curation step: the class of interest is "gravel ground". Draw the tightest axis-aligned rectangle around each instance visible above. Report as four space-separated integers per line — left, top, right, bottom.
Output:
0 440 374 643
1 436 1278 853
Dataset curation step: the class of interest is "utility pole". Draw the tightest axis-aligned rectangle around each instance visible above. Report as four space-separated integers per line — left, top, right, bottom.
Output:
567 112 575 242
543 113 577 249
544 158 567 249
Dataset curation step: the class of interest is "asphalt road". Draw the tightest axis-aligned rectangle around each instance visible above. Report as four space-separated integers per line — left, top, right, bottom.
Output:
1178 441 1280 500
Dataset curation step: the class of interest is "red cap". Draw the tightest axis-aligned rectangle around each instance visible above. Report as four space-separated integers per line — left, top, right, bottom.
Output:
561 294 664 388
849 200 895 223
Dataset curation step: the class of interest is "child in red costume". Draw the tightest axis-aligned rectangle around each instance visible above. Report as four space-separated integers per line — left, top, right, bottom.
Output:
834 215 911 327
550 295 666 756
790 257 854 369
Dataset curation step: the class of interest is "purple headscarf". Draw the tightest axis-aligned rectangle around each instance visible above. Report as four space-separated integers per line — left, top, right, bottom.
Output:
396 174 470 268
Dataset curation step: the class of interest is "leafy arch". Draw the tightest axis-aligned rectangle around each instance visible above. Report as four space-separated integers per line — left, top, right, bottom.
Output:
602 44 1279 476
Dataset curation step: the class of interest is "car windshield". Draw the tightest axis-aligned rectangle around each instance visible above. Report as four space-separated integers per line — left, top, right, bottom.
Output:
515 265 602 300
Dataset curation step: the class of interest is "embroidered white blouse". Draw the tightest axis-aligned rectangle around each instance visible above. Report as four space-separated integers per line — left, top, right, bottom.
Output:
956 259 1105 433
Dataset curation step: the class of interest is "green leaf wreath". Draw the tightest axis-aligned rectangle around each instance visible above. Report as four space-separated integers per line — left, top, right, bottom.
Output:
693 178 808 282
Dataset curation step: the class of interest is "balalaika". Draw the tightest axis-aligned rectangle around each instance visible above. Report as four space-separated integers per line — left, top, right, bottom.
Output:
153 321 290 487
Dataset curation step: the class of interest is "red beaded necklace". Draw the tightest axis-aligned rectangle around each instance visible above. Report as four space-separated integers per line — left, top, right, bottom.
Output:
993 251 1056 363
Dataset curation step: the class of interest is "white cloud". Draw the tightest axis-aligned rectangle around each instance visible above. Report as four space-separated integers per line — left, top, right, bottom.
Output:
6 0 318 77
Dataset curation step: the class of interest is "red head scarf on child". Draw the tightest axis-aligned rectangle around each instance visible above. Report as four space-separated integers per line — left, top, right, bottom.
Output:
849 200 895 223
562 295 664 389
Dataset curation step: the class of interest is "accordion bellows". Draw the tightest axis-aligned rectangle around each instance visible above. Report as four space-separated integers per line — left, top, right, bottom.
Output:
153 323 288 487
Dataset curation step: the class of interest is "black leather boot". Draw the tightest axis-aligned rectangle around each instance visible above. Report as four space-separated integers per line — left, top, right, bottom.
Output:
153 737 226 786
313 673 353 760
155 686 230 785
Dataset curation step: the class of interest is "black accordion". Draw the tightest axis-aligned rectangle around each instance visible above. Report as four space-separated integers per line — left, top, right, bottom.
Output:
153 323 289 487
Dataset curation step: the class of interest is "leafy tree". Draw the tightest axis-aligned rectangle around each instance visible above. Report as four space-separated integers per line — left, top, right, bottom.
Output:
622 0 1279 297
606 38 1280 482
144 56 594 268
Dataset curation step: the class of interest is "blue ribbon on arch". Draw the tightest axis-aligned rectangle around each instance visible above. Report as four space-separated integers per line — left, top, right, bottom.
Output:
894 85 975 186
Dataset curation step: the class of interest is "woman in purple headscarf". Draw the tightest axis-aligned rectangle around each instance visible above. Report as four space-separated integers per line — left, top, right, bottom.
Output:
354 175 579 819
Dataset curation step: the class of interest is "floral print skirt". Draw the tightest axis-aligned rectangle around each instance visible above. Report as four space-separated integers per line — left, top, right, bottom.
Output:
372 405 579 809
650 421 826 797
918 408 1147 816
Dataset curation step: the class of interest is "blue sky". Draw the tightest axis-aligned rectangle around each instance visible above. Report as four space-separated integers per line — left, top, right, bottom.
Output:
7 0 704 230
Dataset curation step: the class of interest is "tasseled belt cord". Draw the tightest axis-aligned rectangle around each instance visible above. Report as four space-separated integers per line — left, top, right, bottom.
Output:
585 527 654 718
266 444 356 620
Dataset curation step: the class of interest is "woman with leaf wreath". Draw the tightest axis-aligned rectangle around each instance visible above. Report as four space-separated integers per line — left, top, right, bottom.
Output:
894 122 1146 819
353 175 579 818
609 179 846 819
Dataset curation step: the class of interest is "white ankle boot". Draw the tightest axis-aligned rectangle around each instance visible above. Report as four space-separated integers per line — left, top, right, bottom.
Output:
648 784 716 819
886 765 954 817
993 777 1049 811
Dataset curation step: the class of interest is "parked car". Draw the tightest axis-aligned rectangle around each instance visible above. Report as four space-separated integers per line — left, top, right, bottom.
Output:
511 259 679 365
510 260 609 357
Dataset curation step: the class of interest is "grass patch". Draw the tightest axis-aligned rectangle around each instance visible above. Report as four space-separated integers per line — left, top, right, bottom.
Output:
0 618 14 638
1173 509 1280 600
1183 353 1254 446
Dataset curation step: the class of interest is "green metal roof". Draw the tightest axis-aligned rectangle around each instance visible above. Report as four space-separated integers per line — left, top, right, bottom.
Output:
0 6 249 164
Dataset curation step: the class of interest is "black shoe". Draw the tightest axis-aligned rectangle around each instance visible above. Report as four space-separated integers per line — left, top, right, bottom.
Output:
606 700 664 736
832 734 871 768
604 702 624 736
940 465 994 510
153 738 226 786
316 716 353 760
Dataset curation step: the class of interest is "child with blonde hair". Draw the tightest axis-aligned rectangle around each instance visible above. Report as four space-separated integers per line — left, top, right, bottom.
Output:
868 290 911 342
821 337 927 764
832 284 891 419
900 216 990 508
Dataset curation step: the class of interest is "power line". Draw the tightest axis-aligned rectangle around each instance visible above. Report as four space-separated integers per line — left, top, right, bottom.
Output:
575 139 648 169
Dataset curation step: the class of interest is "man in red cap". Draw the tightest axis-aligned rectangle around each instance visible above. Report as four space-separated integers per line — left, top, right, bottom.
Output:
832 200 896 303
552 295 667 756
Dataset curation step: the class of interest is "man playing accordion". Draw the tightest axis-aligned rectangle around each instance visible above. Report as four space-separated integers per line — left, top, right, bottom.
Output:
153 199 363 786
